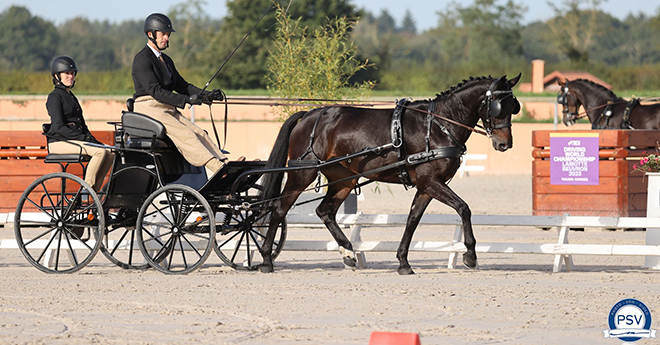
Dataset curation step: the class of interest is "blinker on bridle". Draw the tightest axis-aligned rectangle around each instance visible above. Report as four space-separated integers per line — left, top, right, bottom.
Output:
557 83 581 125
479 79 518 135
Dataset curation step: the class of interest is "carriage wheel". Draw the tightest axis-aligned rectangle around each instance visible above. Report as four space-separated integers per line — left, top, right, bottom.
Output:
135 184 215 274
214 205 287 271
14 172 104 274
100 208 149 270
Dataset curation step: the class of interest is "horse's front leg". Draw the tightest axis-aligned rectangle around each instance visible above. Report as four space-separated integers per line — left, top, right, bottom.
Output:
316 181 357 268
397 191 432 275
424 182 477 269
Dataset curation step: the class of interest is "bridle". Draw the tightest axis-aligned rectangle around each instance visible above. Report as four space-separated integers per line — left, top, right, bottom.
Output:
477 79 518 135
557 82 583 125
557 83 627 126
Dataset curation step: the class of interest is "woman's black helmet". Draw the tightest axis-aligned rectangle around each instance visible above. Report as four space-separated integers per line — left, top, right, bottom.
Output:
51 56 78 86
51 56 78 76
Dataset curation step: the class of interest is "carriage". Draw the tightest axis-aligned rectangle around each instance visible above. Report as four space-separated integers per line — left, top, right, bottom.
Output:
14 74 522 275
13 110 286 274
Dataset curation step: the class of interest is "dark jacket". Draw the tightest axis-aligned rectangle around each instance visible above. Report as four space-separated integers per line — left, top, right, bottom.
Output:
131 45 202 109
45 85 98 144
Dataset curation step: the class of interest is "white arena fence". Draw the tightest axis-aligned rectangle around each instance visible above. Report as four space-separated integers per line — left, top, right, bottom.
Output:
1 212 659 272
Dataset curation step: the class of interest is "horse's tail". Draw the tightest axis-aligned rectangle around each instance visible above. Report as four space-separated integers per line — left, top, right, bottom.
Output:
261 111 307 201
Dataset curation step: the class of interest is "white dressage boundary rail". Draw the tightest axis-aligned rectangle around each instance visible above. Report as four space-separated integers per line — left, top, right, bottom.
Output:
1 212 659 272
283 213 660 272
458 153 487 177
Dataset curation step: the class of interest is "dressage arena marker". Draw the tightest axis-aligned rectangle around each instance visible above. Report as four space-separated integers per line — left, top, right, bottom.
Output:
368 331 421 345
1 212 659 272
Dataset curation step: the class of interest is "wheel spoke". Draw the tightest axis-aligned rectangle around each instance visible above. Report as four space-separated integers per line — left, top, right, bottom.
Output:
181 233 203 259
110 229 130 256
63 231 80 267
230 231 247 263
23 227 57 247
178 236 188 269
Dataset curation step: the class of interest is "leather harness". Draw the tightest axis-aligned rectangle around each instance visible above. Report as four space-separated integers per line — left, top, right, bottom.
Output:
298 100 465 189
592 98 639 129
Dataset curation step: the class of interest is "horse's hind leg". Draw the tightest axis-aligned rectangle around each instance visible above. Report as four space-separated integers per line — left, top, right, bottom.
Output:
397 190 432 275
260 170 317 273
315 178 358 268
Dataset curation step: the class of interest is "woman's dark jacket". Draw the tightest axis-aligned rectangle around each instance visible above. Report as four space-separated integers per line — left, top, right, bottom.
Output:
45 85 99 144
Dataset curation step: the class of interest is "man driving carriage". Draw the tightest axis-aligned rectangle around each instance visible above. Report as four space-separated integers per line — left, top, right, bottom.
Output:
131 13 227 177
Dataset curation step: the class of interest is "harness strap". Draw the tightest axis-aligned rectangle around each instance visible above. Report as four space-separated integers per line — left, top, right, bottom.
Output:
298 107 328 162
391 99 414 188
622 98 639 129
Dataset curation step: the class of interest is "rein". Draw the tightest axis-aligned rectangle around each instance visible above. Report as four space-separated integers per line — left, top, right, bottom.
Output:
565 101 627 122
399 104 489 137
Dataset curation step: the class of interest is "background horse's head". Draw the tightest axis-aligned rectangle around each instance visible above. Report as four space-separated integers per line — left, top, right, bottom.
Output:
557 79 582 126
478 74 520 151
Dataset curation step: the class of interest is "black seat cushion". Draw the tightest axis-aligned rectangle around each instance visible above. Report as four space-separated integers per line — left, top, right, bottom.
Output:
121 112 167 140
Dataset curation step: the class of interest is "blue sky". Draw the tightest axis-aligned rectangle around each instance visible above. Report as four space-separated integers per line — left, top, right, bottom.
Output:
4 0 660 32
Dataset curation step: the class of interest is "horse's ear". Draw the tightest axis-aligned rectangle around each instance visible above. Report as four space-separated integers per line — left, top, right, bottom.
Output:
507 73 521 88
494 75 507 89
558 78 568 87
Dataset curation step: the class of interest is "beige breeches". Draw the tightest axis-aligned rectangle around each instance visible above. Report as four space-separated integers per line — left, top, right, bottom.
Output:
133 96 226 174
48 140 115 191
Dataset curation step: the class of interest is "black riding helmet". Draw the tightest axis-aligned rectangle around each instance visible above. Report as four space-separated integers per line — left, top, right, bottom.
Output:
144 13 175 50
51 55 78 87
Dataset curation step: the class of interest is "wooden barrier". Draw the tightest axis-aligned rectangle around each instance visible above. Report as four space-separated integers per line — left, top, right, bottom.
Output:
0 130 114 213
532 129 660 217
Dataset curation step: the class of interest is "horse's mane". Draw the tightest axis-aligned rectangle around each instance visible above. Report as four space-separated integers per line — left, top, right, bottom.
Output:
572 79 621 100
405 75 493 109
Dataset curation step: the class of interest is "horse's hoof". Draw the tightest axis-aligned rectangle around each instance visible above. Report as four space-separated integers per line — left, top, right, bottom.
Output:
397 267 415 275
343 256 356 268
259 264 274 273
463 252 478 269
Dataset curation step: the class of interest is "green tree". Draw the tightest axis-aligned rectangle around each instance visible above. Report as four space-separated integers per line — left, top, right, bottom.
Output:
267 6 373 118
0 6 59 71
401 9 417 35
58 17 121 71
167 0 222 69
376 9 397 34
546 0 605 63
197 0 360 89
435 0 525 68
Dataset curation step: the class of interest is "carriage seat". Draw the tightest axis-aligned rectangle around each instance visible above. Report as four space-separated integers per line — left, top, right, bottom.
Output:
120 111 170 149
41 123 91 165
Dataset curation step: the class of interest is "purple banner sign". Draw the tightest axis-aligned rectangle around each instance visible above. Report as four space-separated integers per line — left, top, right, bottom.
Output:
550 133 599 185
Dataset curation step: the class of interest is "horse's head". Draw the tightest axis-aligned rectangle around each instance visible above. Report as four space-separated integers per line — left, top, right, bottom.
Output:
557 79 581 126
479 74 520 152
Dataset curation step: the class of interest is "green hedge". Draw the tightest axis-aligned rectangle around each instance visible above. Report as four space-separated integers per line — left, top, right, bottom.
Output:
4 63 660 95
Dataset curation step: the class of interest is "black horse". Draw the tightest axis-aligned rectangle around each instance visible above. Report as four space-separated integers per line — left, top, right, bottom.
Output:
259 74 521 274
558 78 660 129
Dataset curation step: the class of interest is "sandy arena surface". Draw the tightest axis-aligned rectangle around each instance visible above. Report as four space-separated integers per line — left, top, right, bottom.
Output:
1 174 659 344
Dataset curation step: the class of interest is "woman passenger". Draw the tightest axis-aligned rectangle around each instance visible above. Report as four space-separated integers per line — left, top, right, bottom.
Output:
44 56 115 192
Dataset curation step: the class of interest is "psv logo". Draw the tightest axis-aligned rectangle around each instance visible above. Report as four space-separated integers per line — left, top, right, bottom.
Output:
604 299 657 342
